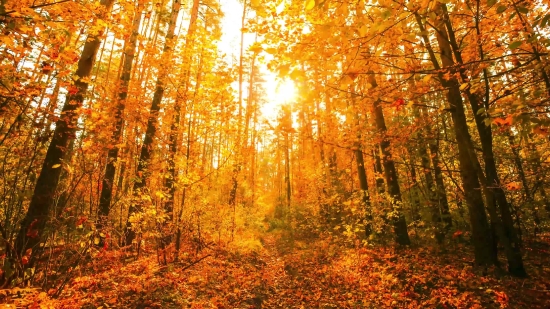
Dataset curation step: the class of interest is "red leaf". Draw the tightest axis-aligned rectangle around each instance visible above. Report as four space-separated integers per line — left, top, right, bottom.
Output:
347 71 359 80
76 216 87 226
68 85 79 95
26 229 39 238
391 98 405 110
29 219 38 229
493 115 513 126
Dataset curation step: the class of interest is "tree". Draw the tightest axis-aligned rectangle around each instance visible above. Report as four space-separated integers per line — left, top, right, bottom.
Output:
124 0 181 246
14 0 116 265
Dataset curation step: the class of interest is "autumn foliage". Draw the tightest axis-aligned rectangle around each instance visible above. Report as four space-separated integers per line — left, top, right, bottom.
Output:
0 0 550 307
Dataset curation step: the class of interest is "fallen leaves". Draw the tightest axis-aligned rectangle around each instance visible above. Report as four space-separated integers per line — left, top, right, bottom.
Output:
11 233 550 309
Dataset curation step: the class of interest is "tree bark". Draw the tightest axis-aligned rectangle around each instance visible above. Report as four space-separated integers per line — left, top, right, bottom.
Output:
98 0 144 224
415 13 495 267
349 86 372 235
415 107 452 238
125 0 181 246
14 0 115 262
165 0 200 225
439 4 526 276
366 73 410 246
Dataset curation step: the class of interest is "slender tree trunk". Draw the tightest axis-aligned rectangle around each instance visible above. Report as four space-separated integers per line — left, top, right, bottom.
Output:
350 88 372 235
416 108 452 235
373 148 385 196
426 118 452 230
366 73 410 246
525 137 550 213
415 13 495 268
439 4 526 276
14 0 115 263
242 53 258 207
228 0 248 222
407 153 422 223
125 0 181 246
98 0 144 225
165 0 200 228
507 131 540 235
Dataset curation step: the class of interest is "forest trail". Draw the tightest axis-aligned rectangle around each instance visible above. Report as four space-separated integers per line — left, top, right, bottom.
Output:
3 231 550 308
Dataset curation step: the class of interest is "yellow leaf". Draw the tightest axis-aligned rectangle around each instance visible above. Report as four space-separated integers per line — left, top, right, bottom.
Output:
356 0 365 17
19 26 33 33
278 64 290 77
249 45 262 53
340 75 354 89
57 70 71 78
94 237 100 245
52 164 61 169
305 0 315 10
359 25 368 37
459 83 469 90
420 0 430 9
399 12 410 19
429 0 438 10
290 69 303 80
423 75 432 83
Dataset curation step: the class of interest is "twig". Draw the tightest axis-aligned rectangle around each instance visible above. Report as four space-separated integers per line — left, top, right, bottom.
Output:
180 254 211 272
0 0 71 16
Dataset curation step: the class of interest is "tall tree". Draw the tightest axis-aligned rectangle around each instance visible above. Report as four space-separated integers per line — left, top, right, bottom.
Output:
366 73 410 246
14 0 116 263
416 12 496 268
125 0 181 246
98 0 145 225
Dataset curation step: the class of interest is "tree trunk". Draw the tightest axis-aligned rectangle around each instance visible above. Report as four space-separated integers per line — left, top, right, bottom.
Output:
350 87 372 235
407 153 422 224
416 107 452 236
14 0 115 263
415 13 495 267
440 4 526 276
125 0 181 246
228 0 248 229
165 0 200 227
366 73 410 246
98 0 144 224
373 148 385 195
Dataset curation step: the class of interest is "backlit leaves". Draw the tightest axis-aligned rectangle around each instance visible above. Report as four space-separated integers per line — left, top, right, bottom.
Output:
508 41 523 49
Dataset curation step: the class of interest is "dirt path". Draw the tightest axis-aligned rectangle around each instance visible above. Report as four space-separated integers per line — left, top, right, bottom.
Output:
15 232 550 308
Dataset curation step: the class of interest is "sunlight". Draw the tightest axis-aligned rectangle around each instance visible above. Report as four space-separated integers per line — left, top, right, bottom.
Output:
261 75 297 120
217 0 297 121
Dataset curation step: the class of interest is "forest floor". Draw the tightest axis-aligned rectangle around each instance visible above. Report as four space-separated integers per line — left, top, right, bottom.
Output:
2 232 550 309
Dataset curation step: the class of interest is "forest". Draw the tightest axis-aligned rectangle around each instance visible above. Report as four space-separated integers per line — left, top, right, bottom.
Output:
0 0 550 307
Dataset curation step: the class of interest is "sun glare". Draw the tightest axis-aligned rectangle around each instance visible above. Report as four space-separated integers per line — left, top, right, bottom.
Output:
261 77 297 120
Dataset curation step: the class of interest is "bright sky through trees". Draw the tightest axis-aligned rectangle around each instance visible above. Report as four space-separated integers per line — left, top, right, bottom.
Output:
219 0 297 120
